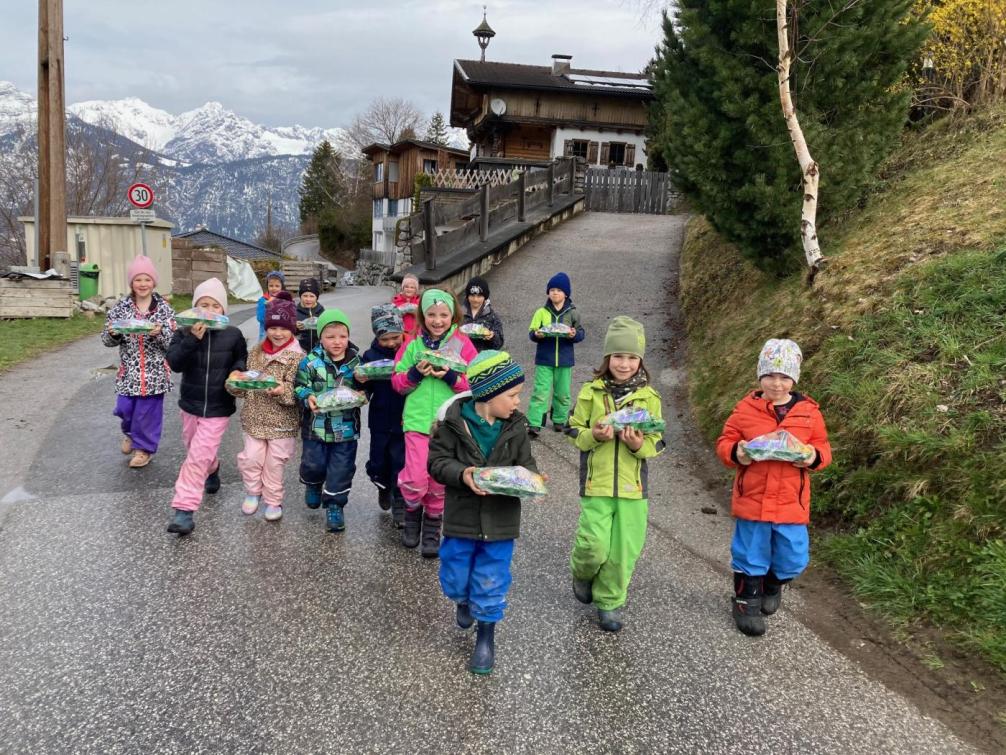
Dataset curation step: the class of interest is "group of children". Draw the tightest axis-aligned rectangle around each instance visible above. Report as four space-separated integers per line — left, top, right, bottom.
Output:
104 256 831 672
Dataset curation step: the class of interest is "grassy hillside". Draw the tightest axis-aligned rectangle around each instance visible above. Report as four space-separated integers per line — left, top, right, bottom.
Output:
680 109 1006 670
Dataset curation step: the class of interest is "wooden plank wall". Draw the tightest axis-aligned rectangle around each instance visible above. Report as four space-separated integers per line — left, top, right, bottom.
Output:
171 239 227 295
0 278 75 318
583 168 672 214
281 260 328 293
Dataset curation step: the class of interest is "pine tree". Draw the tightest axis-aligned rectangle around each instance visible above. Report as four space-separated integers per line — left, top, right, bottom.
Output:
424 112 450 145
299 140 345 225
649 0 927 271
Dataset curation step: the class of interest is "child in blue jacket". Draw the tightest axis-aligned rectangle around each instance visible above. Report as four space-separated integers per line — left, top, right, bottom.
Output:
256 270 285 340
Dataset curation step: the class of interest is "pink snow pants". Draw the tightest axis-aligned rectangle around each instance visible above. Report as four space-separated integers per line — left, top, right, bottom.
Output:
397 430 444 517
237 434 296 507
171 411 230 512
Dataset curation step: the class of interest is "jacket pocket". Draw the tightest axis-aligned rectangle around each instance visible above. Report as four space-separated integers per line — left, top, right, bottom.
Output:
798 468 807 509
737 465 748 495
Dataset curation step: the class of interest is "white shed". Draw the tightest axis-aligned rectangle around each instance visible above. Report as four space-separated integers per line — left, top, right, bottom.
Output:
20 216 174 300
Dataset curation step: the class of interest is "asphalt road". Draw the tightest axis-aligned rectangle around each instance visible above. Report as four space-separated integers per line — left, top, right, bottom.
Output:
0 214 972 753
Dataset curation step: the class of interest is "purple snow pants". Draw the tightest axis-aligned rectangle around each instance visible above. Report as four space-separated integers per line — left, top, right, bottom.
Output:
113 394 165 454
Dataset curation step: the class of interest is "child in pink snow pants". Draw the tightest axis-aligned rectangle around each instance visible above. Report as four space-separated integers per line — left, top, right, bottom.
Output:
392 288 477 558
165 278 248 536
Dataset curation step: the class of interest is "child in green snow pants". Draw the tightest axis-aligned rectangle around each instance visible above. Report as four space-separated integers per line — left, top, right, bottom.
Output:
526 365 572 429
570 497 649 609
527 272 584 431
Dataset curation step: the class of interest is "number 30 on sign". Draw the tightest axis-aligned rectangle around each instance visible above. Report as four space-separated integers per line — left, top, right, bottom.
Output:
128 183 154 209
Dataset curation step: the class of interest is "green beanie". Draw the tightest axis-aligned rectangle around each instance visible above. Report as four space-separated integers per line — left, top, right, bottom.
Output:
317 308 351 335
603 316 646 358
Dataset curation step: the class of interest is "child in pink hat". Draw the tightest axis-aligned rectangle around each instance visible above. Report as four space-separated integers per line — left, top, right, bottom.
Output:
101 255 175 468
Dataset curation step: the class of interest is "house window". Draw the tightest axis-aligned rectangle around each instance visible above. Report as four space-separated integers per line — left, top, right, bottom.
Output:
373 231 382 249
388 199 398 217
388 161 399 182
373 199 384 218
374 162 383 182
455 160 467 171
569 140 589 159
422 158 438 173
607 142 626 166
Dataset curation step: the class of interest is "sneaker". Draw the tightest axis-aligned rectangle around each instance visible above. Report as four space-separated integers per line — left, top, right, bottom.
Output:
204 467 221 494
241 495 261 516
573 578 593 604
128 450 152 468
598 608 623 632
326 504 345 532
121 435 133 454
456 602 475 630
264 505 283 522
377 487 392 511
304 486 322 509
167 509 194 536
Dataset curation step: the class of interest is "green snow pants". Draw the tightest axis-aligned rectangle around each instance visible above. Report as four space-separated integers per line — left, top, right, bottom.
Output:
526 365 572 430
569 496 649 610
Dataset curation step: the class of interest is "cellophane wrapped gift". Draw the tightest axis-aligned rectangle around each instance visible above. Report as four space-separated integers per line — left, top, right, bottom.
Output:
110 318 157 335
419 340 468 373
539 323 574 337
600 407 666 433
316 383 368 413
396 302 417 314
460 323 492 339
227 370 279 391
473 466 549 500
175 308 230 330
743 430 815 463
356 359 395 379
301 316 319 330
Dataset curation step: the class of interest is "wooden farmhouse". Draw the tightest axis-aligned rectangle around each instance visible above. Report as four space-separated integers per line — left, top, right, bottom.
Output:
361 139 470 254
450 53 653 168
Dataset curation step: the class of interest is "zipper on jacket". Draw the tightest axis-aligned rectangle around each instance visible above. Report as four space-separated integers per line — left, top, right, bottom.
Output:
203 331 212 417
798 468 807 509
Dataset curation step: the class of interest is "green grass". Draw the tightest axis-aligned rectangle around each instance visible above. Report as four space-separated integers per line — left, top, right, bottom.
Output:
0 312 105 372
679 108 1006 671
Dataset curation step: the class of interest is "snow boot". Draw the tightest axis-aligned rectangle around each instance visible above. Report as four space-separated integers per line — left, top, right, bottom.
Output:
598 608 623 632
573 578 593 605
167 509 194 536
304 485 322 509
456 602 474 630
761 571 790 616
391 492 406 529
421 514 442 559
468 621 496 675
204 467 221 495
377 487 392 511
401 507 422 548
732 572 766 636
325 503 345 532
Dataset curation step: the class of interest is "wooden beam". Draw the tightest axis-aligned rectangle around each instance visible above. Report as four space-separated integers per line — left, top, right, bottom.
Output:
37 0 67 264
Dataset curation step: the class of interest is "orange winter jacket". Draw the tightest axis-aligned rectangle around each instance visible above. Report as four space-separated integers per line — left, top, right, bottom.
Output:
716 392 832 525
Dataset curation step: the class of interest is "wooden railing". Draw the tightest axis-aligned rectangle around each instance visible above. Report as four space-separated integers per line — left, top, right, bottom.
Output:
427 168 512 190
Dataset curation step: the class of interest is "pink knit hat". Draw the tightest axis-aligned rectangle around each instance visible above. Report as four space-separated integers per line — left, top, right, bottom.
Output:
192 277 229 314
126 255 158 288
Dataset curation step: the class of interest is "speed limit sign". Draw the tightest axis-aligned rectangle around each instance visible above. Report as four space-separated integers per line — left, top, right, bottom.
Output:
127 183 155 209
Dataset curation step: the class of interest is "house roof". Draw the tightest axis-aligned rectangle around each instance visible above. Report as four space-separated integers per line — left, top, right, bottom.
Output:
173 228 281 261
361 139 469 159
453 59 653 99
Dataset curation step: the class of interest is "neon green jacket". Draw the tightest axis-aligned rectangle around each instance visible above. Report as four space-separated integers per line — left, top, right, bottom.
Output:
392 326 478 434
566 378 665 499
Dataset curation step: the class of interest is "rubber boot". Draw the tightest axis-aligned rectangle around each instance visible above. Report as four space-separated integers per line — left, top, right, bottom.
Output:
421 514 442 559
456 602 474 630
167 509 194 536
573 578 593 605
377 487 392 511
468 621 496 675
761 571 790 616
401 507 422 548
598 608 623 632
732 572 766 636
390 492 406 529
204 467 221 494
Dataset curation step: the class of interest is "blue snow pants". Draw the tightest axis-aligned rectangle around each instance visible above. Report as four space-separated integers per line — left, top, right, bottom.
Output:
366 429 405 494
300 439 357 508
439 537 516 623
730 519 809 581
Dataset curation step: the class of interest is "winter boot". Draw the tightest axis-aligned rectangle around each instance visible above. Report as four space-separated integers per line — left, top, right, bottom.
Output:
573 578 593 605
377 487 392 511
204 467 221 495
421 514 442 559
390 492 406 529
304 486 322 509
732 572 766 636
528 426 541 439
325 503 345 532
598 608 623 632
401 507 422 548
761 571 790 616
456 602 475 630
167 509 195 536
552 420 566 433
468 621 496 675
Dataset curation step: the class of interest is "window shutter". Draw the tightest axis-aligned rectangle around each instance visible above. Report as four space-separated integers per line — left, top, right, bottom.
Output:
600 142 610 166
625 144 636 166
564 139 573 157
587 141 599 164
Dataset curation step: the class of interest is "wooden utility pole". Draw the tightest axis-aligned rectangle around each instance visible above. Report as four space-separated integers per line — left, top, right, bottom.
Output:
37 0 67 267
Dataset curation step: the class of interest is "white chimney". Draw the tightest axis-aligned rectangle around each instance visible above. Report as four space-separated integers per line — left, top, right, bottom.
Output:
551 54 572 76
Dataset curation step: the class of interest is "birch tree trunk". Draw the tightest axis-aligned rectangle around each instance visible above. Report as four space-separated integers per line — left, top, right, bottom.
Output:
776 0 824 270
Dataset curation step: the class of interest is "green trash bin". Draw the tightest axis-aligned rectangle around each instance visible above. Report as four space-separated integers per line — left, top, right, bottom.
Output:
79 262 100 300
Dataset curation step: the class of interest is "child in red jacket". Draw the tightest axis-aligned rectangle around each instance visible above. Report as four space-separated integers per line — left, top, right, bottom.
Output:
716 339 831 637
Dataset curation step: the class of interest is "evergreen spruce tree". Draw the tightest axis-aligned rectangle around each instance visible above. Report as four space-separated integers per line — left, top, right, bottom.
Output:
650 0 926 270
298 140 345 225
424 112 450 145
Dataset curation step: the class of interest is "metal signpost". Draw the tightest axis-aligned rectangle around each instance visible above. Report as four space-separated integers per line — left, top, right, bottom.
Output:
127 182 155 256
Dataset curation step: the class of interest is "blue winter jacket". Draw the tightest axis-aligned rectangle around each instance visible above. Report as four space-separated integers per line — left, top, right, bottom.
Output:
361 339 405 434
528 299 585 368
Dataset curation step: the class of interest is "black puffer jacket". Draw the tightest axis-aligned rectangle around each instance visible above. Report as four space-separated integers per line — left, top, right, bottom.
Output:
428 397 537 541
462 301 504 352
167 326 248 417
295 302 326 354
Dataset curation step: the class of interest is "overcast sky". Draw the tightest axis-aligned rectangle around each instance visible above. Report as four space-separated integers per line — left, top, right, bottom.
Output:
1 1 662 128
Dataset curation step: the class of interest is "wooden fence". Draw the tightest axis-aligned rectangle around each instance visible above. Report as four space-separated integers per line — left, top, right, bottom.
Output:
584 168 674 214
0 276 75 318
281 260 331 292
171 239 226 295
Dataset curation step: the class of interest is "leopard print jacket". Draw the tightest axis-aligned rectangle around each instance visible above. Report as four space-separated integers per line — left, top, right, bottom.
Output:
101 293 176 396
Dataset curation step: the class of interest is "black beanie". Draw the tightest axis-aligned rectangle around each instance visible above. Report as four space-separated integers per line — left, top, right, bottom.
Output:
466 276 490 298
298 277 320 296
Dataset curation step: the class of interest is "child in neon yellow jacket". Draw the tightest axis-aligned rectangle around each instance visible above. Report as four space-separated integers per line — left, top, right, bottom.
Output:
566 316 665 633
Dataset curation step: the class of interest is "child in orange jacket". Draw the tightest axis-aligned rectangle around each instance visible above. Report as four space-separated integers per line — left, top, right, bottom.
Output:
716 339 831 637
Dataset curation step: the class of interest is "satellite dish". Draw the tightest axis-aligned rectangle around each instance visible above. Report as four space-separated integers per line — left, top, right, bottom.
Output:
490 98 507 116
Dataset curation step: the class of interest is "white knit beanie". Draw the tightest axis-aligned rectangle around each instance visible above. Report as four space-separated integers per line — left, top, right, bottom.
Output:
757 338 802 383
